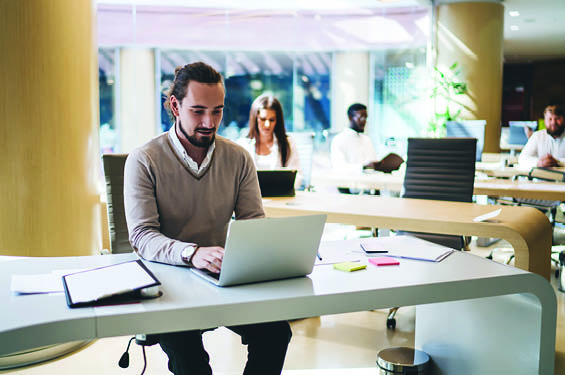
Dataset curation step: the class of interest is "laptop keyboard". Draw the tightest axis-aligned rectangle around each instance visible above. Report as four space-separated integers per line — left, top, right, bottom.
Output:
204 270 220 280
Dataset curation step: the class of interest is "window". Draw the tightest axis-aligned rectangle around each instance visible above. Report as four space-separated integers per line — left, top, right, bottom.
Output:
371 47 428 156
98 48 118 153
158 50 331 146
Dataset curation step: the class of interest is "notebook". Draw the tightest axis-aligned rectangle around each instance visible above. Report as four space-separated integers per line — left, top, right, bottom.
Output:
368 153 404 173
190 215 326 287
62 260 161 308
257 170 297 197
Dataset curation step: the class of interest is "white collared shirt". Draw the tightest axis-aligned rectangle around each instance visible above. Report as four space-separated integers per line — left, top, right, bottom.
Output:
518 129 565 169
168 126 215 176
330 128 378 173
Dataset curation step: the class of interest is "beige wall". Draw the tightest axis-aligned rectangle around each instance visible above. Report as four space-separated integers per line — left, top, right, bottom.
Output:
119 48 158 153
0 0 101 256
436 1 504 153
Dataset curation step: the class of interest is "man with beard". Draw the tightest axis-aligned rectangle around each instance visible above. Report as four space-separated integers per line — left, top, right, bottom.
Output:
124 62 291 375
519 105 565 168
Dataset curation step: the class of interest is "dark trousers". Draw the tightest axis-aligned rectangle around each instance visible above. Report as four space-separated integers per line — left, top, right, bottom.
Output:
159 321 292 375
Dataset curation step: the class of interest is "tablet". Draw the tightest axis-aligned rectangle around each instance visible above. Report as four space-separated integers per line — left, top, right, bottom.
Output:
62 260 160 308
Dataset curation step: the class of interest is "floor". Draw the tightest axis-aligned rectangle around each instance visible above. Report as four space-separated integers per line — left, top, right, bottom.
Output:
2 223 565 375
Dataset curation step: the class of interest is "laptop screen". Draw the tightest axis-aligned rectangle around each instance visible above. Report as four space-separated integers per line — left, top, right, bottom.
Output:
508 121 537 146
257 170 297 197
445 120 486 162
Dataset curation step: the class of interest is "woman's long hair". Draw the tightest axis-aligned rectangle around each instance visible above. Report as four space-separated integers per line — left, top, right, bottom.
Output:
247 94 291 166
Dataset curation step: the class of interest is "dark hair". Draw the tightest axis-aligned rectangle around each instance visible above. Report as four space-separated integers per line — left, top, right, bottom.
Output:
347 103 367 118
164 62 224 119
544 104 565 117
247 95 291 167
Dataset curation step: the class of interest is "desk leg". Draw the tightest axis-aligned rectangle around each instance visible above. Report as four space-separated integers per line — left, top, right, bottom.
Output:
415 293 555 375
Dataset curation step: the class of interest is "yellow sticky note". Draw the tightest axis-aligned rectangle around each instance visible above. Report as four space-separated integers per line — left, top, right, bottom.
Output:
333 262 366 272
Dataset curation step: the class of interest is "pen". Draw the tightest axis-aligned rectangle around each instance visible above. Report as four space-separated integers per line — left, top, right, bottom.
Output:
317 252 322 261
353 250 388 254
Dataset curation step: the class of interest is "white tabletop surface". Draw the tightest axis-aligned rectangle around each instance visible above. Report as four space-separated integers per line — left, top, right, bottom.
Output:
1 236 552 355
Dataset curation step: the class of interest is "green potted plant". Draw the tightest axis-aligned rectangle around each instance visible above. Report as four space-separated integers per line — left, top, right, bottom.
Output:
428 62 469 137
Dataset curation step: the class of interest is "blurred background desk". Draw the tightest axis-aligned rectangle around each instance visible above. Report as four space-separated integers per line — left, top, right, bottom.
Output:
263 192 553 279
474 179 565 201
311 170 565 201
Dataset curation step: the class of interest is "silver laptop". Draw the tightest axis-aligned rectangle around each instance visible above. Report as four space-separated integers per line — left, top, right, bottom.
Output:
190 215 326 287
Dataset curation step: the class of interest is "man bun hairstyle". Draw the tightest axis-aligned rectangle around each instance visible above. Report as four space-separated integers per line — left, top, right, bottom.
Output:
164 61 224 119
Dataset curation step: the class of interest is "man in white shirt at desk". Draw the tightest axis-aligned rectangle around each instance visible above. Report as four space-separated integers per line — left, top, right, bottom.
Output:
519 104 565 169
124 62 291 375
331 103 381 173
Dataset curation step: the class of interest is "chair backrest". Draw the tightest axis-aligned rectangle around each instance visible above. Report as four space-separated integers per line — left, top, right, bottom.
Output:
445 120 486 161
102 154 132 254
288 132 315 190
403 138 476 203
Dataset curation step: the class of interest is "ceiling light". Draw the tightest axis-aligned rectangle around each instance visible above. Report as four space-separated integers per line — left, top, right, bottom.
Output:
510 25 519 31
509 11 520 17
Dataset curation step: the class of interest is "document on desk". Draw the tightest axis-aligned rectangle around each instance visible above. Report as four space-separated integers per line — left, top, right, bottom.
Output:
62 260 161 308
11 269 84 295
361 236 454 263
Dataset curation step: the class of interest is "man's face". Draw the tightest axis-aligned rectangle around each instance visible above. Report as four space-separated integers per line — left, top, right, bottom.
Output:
545 111 565 138
350 109 368 132
172 81 225 148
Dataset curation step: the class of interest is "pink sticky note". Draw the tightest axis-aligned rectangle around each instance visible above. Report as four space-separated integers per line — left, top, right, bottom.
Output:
369 257 400 267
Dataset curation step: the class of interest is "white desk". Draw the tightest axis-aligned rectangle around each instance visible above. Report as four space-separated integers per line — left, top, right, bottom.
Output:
311 170 565 201
264 192 553 280
0 237 557 375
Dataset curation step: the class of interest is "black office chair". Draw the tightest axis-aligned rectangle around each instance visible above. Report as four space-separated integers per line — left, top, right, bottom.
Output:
387 138 477 329
400 137 477 248
102 154 160 373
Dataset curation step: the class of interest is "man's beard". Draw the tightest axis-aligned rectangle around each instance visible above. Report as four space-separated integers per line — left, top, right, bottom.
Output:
178 120 215 148
351 123 365 133
547 125 565 138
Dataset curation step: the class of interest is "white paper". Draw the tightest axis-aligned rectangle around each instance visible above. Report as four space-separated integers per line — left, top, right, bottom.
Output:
473 208 502 222
359 236 453 262
11 269 84 294
11 274 64 294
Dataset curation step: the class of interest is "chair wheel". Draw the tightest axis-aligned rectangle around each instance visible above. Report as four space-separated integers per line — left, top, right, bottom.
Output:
386 318 396 329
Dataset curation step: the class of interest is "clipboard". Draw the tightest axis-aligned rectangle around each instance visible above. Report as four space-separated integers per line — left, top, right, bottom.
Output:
62 260 161 308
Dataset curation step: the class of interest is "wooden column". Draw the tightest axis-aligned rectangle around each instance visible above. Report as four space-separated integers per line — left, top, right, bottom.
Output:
0 0 101 257
436 1 504 152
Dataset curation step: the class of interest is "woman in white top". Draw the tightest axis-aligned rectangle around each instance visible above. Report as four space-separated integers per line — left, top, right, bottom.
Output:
238 95 301 184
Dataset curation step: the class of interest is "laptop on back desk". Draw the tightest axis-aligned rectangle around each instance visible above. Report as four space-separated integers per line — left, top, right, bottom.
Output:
257 170 297 197
190 215 326 287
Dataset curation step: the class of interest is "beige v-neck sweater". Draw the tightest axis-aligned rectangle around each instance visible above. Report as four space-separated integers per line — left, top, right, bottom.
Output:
124 133 265 265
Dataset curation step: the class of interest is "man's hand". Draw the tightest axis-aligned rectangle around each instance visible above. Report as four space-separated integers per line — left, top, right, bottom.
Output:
537 154 559 167
191 246 224 273
363 160 382 170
